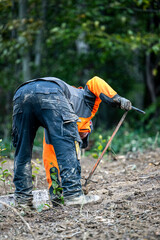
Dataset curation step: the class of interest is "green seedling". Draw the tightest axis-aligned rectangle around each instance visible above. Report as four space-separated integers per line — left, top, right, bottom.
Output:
31 158 41 188
37 203 51 212
50 169 64 204
92 134 117 160
92 134 106 158
0 139 12 194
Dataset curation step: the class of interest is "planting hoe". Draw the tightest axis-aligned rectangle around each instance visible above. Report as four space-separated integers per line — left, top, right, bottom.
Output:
84 106 145 192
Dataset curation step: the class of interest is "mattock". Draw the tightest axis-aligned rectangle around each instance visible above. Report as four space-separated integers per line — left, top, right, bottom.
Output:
83 106 145 194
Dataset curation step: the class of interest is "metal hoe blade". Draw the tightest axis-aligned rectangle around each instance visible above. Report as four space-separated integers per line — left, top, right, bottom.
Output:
132 106 145 114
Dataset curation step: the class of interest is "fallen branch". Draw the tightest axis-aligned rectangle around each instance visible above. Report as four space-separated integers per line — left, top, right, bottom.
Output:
62 231 81 238
0 201 36 240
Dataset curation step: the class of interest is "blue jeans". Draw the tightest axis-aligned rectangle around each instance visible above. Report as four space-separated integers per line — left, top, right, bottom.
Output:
12 81 82 203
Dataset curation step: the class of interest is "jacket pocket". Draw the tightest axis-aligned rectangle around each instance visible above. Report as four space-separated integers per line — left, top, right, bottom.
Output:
61 111 79 123
40 99 58 110
36 88 59 109
61 112 81 143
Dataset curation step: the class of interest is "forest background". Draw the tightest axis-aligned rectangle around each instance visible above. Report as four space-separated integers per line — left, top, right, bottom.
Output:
0 0 160 157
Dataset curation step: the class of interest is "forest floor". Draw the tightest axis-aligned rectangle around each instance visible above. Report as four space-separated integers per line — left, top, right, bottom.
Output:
0 148 160 240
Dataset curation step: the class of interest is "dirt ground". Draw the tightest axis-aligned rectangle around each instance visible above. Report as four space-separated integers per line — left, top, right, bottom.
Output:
0 148 160 240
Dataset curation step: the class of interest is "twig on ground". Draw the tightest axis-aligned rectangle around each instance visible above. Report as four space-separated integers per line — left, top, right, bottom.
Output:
0 201 36 240
62 231 81 238
31 160 39 167
80 202 84 215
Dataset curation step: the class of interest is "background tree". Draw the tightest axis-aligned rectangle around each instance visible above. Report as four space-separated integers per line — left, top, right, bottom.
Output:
0 0 159 145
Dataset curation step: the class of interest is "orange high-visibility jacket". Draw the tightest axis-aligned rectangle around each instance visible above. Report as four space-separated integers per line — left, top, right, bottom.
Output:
43 76 117 189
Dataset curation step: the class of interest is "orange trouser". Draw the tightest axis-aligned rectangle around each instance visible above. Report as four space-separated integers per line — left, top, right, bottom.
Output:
43 135 60 189
43 124 91 190
43 134 83 190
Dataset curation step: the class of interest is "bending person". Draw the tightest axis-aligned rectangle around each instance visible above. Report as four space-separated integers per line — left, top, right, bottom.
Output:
12 76 132 207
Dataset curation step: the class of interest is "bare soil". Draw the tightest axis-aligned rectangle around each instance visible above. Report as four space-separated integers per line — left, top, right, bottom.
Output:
0 148 160 240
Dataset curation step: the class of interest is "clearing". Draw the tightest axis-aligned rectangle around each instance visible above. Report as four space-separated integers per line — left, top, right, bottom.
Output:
0 148 160 240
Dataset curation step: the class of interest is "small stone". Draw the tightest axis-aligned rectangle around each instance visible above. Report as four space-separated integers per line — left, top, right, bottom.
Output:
20 210 25 216
108 190 113 196
125 195 132 201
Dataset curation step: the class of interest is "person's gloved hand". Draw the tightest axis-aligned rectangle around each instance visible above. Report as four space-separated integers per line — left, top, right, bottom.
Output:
113 94 132 111
79 132 88 140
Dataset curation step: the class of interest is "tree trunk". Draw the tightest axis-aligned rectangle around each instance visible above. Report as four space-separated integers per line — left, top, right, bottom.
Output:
19 0 31 81
35 0 47 69
145 53 156 103
35 30 42 67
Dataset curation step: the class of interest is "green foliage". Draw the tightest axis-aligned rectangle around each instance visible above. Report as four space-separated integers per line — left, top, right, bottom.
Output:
91 134 106 158
90 114 160 156
32 127 43 156
37 203 51 213
140 97 160 132
31 158 40 184
0 0 160 143
50 169 64 204
0 139 6 159
0 139 12 194
91 132 118 160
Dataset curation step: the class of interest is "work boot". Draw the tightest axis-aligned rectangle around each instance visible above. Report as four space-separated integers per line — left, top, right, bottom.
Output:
64 194 100 206
15 200 36 211
14 195 36 210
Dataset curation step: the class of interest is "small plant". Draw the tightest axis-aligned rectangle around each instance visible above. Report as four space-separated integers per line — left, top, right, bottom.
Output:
97 134 106 155
50 168 64 204
37 203 51 212
31 158 41 188
91 134 117 160
92 134 106 158
0 139 12 194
